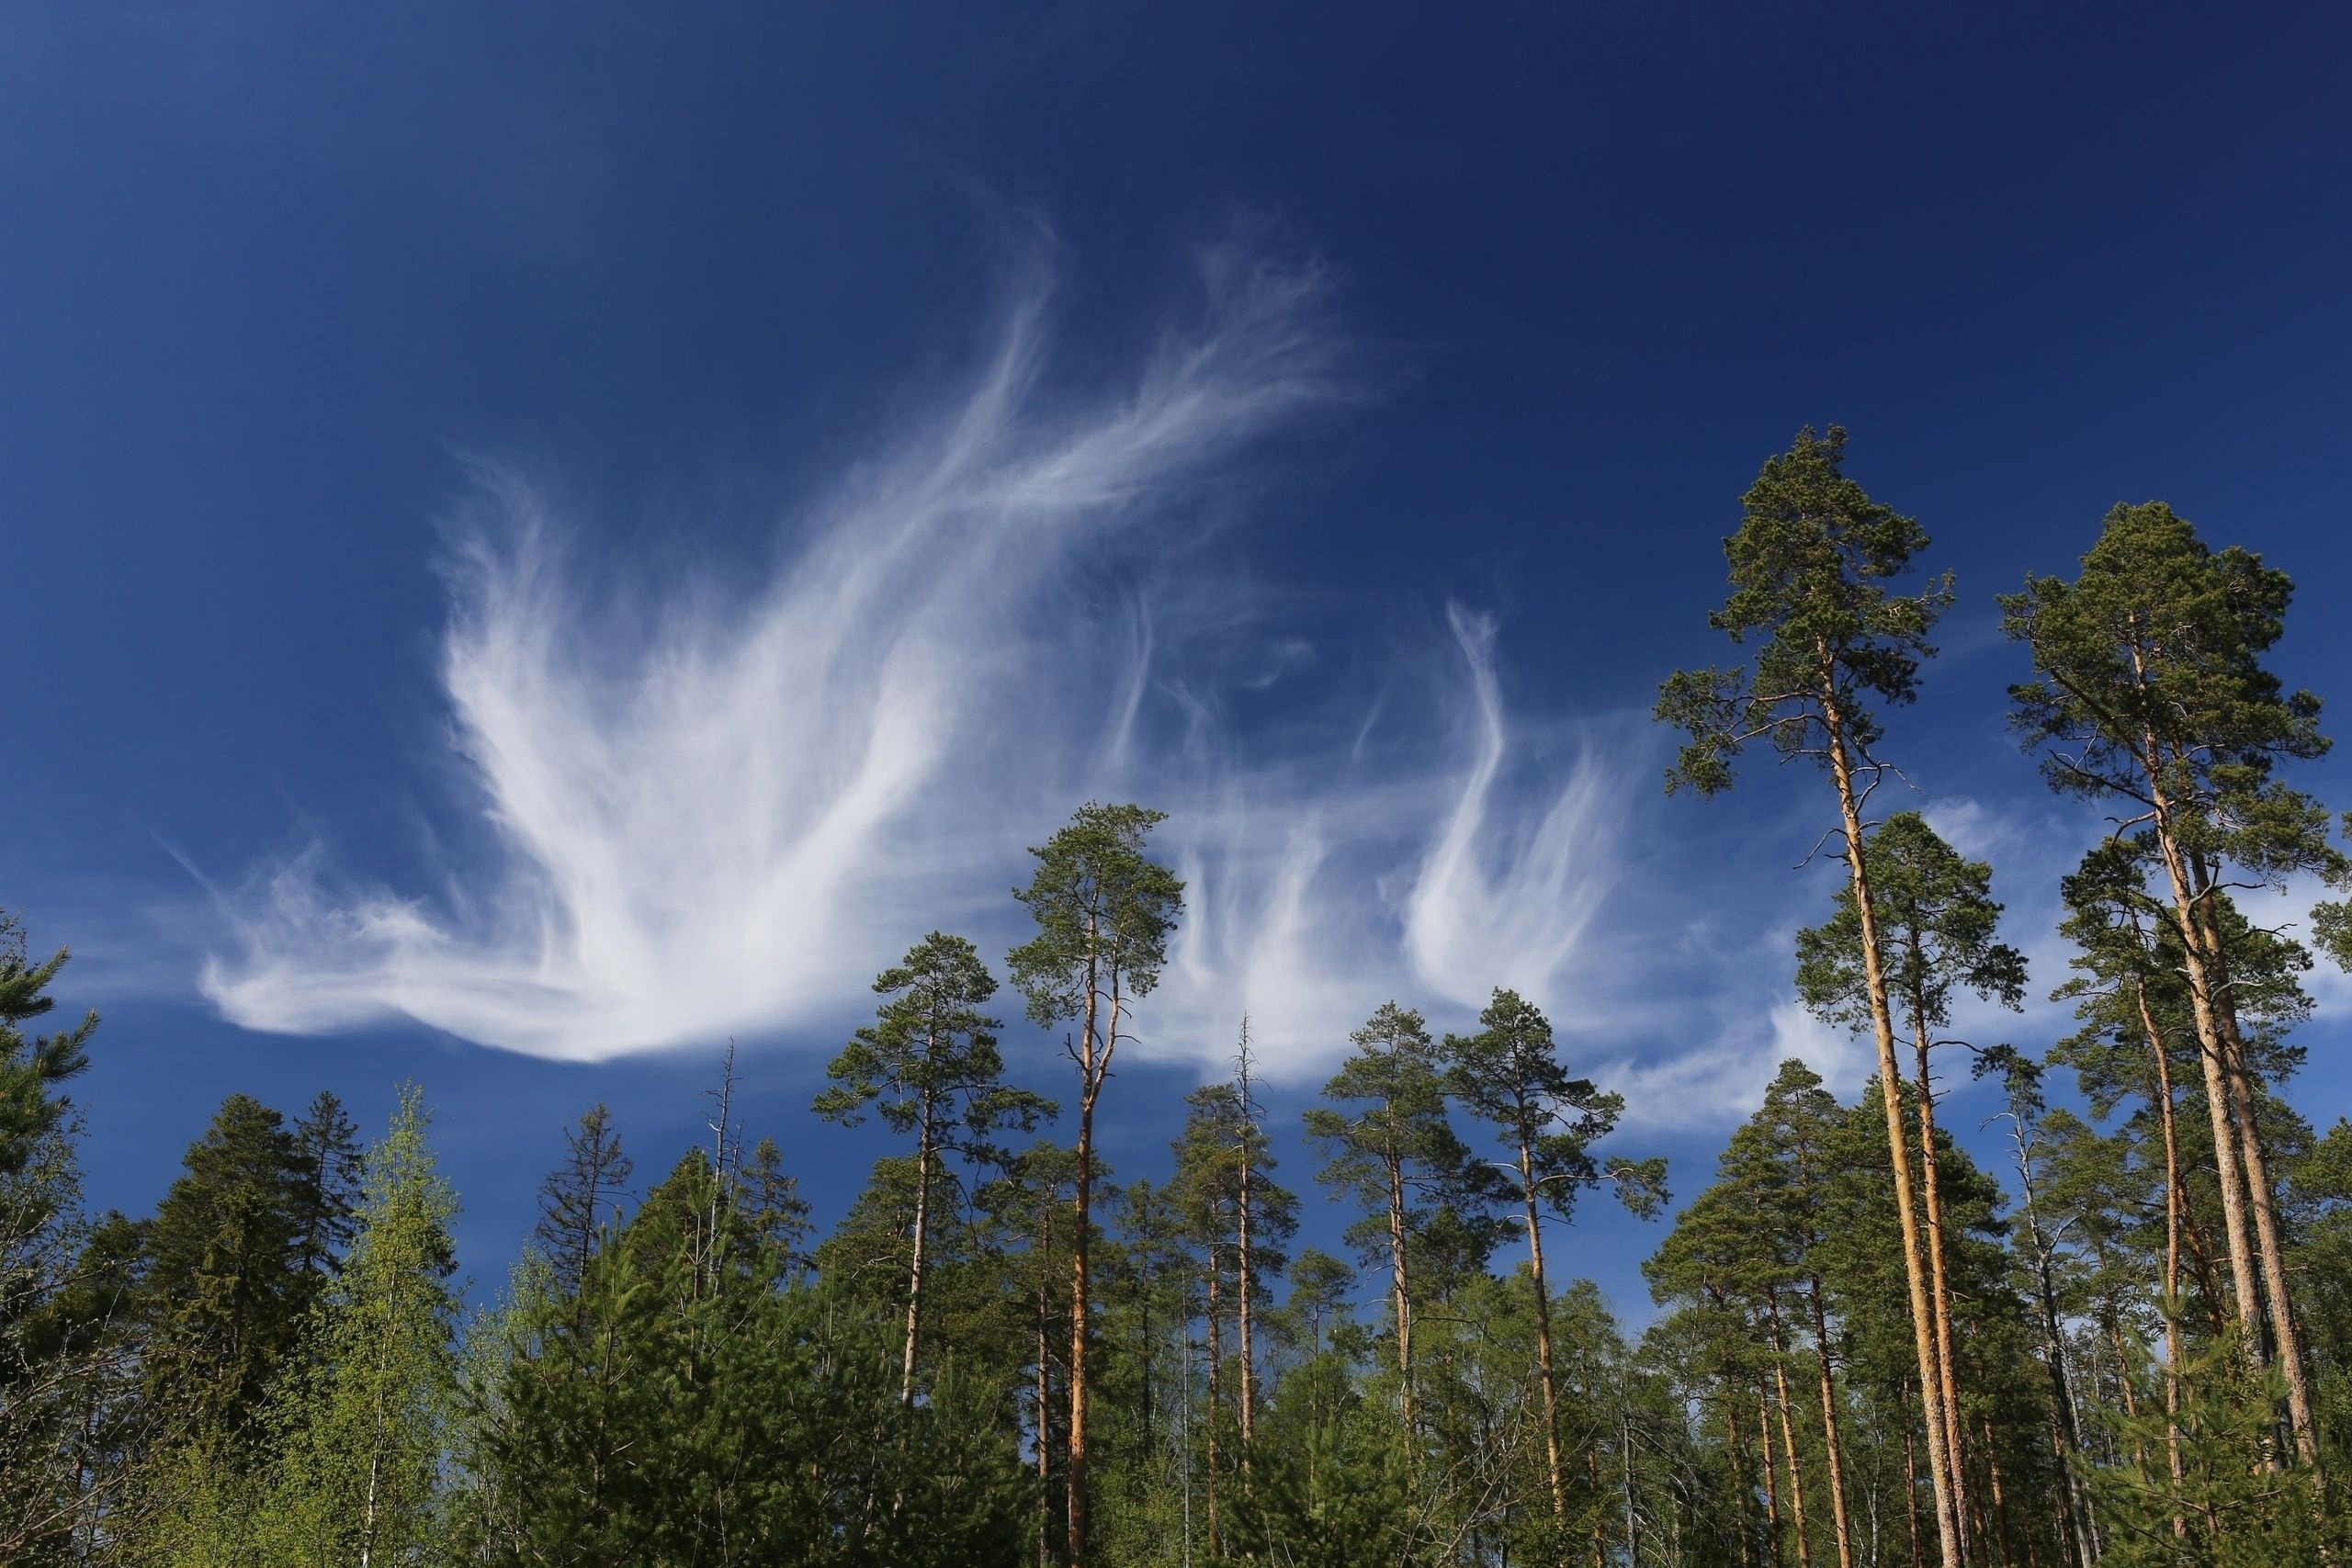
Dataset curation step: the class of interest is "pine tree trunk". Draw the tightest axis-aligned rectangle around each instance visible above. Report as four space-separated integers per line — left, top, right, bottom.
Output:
2134 728 2267 1383
1730 1393 1757 1568
2135 979 2188 1544
1386 1151 1414 1442
1809 1276 1857 1568
1758 1382 1783 1568
1823 693 1966 1568
1521 1141 1567 1520
1982 1416 2016 1568
902 1098 933 1407
1206 1260 1223 1561
1237 1114 1255 1453
1908 995 1971 1549
1770 1296 1813 1568
1903 1395 1925 1568
2198 909 2321 1466
1067 935 1112 1567
1037 1264 1054 1568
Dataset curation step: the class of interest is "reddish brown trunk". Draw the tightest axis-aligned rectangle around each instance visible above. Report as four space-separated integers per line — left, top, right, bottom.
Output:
1824 688 1964 1568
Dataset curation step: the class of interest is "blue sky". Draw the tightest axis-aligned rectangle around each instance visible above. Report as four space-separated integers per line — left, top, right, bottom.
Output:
6 3 2350 1318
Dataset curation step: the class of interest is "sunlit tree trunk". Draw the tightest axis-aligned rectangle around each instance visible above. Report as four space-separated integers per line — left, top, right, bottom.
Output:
1824 690 1965 1568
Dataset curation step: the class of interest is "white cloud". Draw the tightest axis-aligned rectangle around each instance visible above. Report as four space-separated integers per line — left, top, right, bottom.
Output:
200 243 1644 1078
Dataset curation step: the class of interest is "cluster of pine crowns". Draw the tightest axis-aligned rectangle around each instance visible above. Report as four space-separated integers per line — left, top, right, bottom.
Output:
6 426 2352 1567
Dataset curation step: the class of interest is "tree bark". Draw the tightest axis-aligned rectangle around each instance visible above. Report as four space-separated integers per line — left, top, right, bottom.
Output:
1823 690 1966 1568
1387 1148 1414 1442
1770 1296 1814 1568
1521 1135 1567 1520
1906 981 1972 1550
1237 1076 1256 1453
2195 901 2321 1466
2137 984 2187 1541
1809 1276 1857 1568
901 1094 934 1407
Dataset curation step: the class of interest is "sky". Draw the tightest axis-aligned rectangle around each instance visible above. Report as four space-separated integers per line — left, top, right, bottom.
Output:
5 2 2350 1320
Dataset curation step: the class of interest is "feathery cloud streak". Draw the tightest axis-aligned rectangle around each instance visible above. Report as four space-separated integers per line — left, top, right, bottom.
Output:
202 246 1657 1089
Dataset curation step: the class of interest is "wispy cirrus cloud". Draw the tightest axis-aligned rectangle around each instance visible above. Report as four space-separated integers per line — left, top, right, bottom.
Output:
196 240 1705 1105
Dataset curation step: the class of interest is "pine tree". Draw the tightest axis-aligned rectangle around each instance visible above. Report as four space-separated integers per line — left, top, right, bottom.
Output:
1797 808 2030 1546
1446 987 1665 1525
2004 500 2345 1464
1007 801 1183 1566
1303 999 1474 1447
1656 423 1969 1566
817 931 1052 1405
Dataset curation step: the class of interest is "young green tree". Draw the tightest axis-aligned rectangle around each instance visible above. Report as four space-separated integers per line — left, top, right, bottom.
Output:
1655 423 1969 1564
1303 999 1473 1444
2003 501 2344 1463
253 1084 460 1568
1797 808 2029 1539
1446 987 1664 1524
817 931 1052 1405
1007 801 1183 1566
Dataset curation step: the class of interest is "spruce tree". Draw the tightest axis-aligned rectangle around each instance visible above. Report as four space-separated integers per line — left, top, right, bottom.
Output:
533 1102 633 1301
134 1093 313 1448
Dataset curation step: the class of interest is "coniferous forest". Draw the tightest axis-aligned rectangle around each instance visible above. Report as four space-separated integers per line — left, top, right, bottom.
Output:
13 430 2352 1567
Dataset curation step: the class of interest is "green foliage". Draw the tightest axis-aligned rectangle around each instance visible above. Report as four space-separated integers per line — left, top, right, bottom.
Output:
1007 803 1185 1040
1656 424 1951 795
1445 987 1664 1225
1796 809 2029 1041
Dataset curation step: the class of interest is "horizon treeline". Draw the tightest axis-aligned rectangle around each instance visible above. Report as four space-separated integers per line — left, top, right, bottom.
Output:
8 429 2352 1566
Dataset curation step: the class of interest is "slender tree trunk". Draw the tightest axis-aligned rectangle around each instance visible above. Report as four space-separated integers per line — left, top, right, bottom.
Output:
1588 1445 1609 1568
1205 1260 1223 1560
1037 1255 1055 1568
2135 737 2267 1370
1770 1296 1814 1568
1907 992 1971 1549
1237 1089 1256 1453
2198 908 2321 1466
1981 1416 2017 1568
1823 694 1965 1568
1521 1142 1567 1519
1758 1382 1783 1568
1903 1393 1925 1568
901 1097 934 1407
1809 1277 1857 1568
1730 1393 1757 1568
2136 980 2188 1542
1068 938 1115 1567
1387 1150 1414 1441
